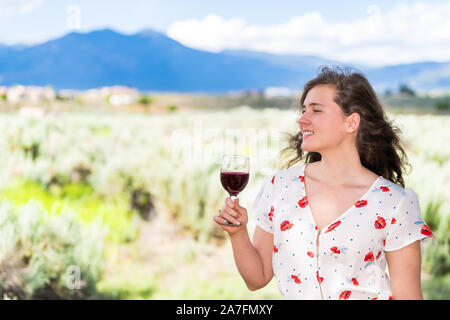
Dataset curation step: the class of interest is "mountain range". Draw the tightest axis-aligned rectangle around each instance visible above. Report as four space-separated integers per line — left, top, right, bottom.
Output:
0 28 449 93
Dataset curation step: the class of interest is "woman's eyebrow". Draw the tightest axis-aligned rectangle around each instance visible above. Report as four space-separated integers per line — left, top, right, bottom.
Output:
302 102 326 108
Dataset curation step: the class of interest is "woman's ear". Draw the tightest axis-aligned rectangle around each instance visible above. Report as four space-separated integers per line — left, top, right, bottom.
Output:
346 112 360 133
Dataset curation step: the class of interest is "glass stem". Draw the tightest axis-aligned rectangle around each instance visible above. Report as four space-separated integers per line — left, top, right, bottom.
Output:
230 195 237 202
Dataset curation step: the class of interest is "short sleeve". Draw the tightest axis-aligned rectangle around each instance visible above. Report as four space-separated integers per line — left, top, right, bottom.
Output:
384 188 434 252
251 174 275 234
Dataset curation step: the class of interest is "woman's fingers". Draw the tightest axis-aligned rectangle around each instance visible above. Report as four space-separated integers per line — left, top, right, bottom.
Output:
214 214 240 227
221 204 239 217
214 215 229 225
223 197 245 216
225 197 235 208
219 209 241 225
214 197 248 230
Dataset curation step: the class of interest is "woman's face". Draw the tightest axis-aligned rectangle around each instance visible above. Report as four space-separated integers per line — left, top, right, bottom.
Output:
298 84 356 153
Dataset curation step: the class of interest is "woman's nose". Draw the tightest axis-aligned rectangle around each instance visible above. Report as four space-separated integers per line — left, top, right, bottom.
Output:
298 112 310 125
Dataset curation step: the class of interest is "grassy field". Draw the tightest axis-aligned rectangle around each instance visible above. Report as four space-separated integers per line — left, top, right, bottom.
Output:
0 97 448 299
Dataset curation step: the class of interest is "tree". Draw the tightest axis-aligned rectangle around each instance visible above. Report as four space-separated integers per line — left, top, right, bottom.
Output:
399 83 416 97
138 95 153 113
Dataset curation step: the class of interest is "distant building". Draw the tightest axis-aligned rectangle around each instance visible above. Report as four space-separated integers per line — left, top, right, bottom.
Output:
427 88 450 98
243 89 264 98
58 89 81 100
81 85 139 106
105 86 140 106
264 87 296 98
6 85 26 104
82 88 103 103
0 86 7 96
27 86 56 103
6 85 55 104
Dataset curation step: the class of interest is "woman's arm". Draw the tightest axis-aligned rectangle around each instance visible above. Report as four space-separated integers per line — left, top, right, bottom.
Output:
229 225 274 290
385 240 424 299
214 197 274 291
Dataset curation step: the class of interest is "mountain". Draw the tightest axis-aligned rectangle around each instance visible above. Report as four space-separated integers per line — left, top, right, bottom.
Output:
221 49 356 72
222 50 450 92
0 28 449 92
364 61 450 92
0 29 302 91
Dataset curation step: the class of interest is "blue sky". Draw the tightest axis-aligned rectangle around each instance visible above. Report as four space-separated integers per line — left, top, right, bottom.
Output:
1 0 450 66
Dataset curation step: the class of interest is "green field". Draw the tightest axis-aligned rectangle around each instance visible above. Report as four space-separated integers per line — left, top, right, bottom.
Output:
0 97 448 299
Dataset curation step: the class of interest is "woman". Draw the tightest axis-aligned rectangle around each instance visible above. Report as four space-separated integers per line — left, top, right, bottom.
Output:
213 66 433 300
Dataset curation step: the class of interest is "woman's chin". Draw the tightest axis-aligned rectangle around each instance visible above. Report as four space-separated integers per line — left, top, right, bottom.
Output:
301 142 315 152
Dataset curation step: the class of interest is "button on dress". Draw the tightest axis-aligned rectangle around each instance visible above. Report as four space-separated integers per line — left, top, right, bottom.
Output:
251 163 433 300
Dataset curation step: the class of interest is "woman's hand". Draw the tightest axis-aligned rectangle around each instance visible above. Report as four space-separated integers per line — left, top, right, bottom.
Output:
214 197 248 235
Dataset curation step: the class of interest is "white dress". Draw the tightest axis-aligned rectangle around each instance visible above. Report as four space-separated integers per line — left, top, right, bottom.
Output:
251 162 433 300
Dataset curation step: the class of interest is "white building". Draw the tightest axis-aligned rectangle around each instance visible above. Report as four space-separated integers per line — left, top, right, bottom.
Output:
6 85 26 104
82 85 140 106
27 86 56 103
105 86 140 106
0 86 7 97
264 87 296 98
6 85 55 104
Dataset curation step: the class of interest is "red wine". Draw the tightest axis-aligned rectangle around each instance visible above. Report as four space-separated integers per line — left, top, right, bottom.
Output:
220 171 249 197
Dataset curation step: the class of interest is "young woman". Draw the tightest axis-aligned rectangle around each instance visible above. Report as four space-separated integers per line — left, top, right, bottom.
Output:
213 66 433 300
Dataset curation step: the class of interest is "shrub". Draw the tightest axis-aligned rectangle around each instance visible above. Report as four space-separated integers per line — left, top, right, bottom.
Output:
138 96 152 113
0 179 138 244
435 99 450 111
423 213 450 277
138 96 152 105
0 200 106 299
167 104 178 112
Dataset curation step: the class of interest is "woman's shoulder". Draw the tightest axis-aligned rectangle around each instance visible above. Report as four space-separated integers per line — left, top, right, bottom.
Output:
378 176 419 203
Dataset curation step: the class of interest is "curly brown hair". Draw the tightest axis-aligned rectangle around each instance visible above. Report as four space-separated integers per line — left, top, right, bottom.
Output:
280 65 411 188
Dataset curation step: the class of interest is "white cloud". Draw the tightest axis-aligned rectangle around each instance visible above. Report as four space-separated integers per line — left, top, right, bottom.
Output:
166 2 450 67
0 0 44 17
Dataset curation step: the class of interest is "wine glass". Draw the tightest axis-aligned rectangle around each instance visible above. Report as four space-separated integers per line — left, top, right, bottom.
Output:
220 154 250 203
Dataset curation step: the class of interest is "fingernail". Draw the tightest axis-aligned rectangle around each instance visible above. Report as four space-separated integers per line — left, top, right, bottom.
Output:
234 222 241 226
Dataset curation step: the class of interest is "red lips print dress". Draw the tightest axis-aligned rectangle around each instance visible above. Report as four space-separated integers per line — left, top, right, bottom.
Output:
251 162 433 300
